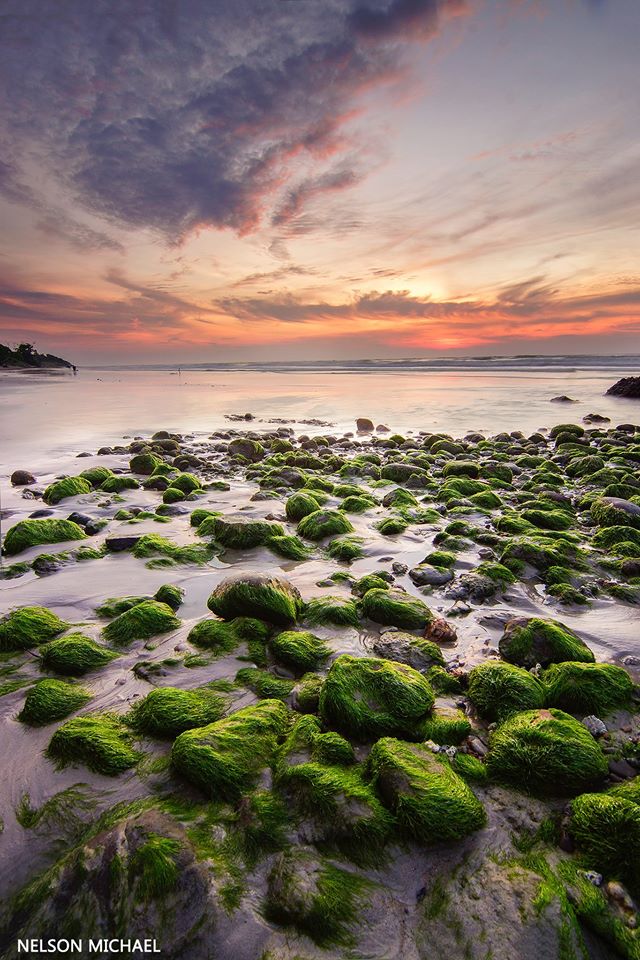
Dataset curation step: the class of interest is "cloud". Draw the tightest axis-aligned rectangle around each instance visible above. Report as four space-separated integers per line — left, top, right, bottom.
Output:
0 0 464 242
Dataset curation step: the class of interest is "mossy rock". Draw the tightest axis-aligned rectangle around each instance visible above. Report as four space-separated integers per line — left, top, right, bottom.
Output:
298 509 354 541
367 738 486 843
569 792 640 895
228 437 265 461
100 475 140 493
171 700 288 801
102 600 180 645
162 486 185 504
170 472 202 494
39 633 118 676
132 534 212 565
542 661 633 715
352 573 391 597
292 673 324 714
47 714 140 775
207 575 303 626
3 518 87 556
79 465 114 486
270 630 330 673
127 686 227 738
305 595 359 628
326 535 365 562
499 616 595 669
43 476 92 505
319 654 434 741
591 497 640 531
268 534 311 560
286 492 320 522
370 632 445 671
265 849 369 947
188 615 270 655
189 507 220 527
468 661 546 721
376 516 408 535
153 583 184 611
340 495 376 513
96 594 149 618
360 587 432 630
443 460 480 479
129 453 163 475
18 678 92 726
487 708 607 796
0 605 69 652
236 667 295 701
203 515 284 549
422 705 472 745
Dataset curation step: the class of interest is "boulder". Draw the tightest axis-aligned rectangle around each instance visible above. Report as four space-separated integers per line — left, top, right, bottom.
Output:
606 376 640 398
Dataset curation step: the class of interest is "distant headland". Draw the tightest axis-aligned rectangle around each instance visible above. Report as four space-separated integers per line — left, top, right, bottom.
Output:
0 342 75 371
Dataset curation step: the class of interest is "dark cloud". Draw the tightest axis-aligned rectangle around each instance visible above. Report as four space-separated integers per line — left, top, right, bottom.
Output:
0 0 462 241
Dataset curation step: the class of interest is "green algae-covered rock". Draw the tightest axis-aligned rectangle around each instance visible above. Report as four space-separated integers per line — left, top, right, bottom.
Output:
171 700 288 800
47 714 140 775
367 738 486 844
3 518 87 556
129 453 163 474
499 616 594 669
270 630 330 673
298 509 354 541
236 667 295 701
153 583 184 611
207 575 303 626
102 600 180 645
39 633 118 676
293 673 324 714
360 587 432 630
569 792 640 895
127 686 227 738
79 465 114 486
421 705 472 745
487 708 607 796
285 491 320 522
96 594 148 618
542 661 634 715
18 678 91 726
319 654 434 741
100 475 140 493
468 660 546 722
188 615 270 654
304 595 359 627
43 476 92 505
591 497 640 530
267 534 311 560
203 515 284 548
326 535 365 562
0 605 69 652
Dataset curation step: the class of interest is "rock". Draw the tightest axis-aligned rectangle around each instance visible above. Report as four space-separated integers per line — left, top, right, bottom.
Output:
409 564 453 587
11 470 36 485
608 758 637 780
445 573 497 603
28 509 53 518
105 535 142 552
583 412 610 423
376 423 390 432
356 417 374 432
607 376 640 398
425 617 458 644
582 715 607 738
371 632 445 671
580 870 603 886
67 512 92 527
550 395 577 403
392 561 408 575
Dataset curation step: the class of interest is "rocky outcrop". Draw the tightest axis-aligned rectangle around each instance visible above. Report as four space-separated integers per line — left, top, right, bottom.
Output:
606 376 640 398
0 343 74 369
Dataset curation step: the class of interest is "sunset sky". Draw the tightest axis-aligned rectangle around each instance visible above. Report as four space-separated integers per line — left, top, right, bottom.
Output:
0 0 638 363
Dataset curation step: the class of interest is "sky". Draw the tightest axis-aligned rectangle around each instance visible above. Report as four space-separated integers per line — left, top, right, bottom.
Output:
0 0 639 363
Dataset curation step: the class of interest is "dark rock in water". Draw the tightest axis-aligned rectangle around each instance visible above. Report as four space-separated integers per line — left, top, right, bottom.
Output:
607 376 640 398
409 564 453 587
28 508 53 518
11 470 35 485
550 395 577 403
583 412 610 423
371 631 445 670
85 519 107 535
445 573 497 603
76 451 92 457
425 617 458 645
621 559 640 577
617 423 638 433
97 446 113 455
356 417 374 431
105 535 142 552
376 423 390 432
67 512 92 527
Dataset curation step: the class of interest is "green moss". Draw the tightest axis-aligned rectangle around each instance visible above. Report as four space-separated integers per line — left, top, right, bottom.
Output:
127 686 227 738
499 616 595 668
422 706 472 745
189 507 220 527
298 509 354 541
376 516 408 535
326 535 365 562
207 575 303 626
360 587 432 630
592 525 640 549
171 700 288 800
3 518 87 556
153 583 184 611
129 833 181 899
43 476 92 505
468 661 546 721
427 665 463 695
18 678 91 726
267 534 311 561
382 487 418 510
102 600 180 645
569 793 640 895
304 476 335 494
79 465 114 486
487 708 607 796
542 661 633 715
0 605 69 652
270 630 330 673
47 714 141 775
367 738 486 843
265 852 369 947
129 453 163 475
451 753 489 784
188 616 270 655
162 486 185 503
293 673 324 714
170 472 202 494
38 634 118 676
304 595 359 627
443 460 480 479
319 654 434 741
96 595 148 618
203 515 284 549
236 667 294 701
340 495 376 513
285 492 320 521
591 498 640 530
132 534 213 565
469 490 502 509
352 573 391 597
100 475 140 493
